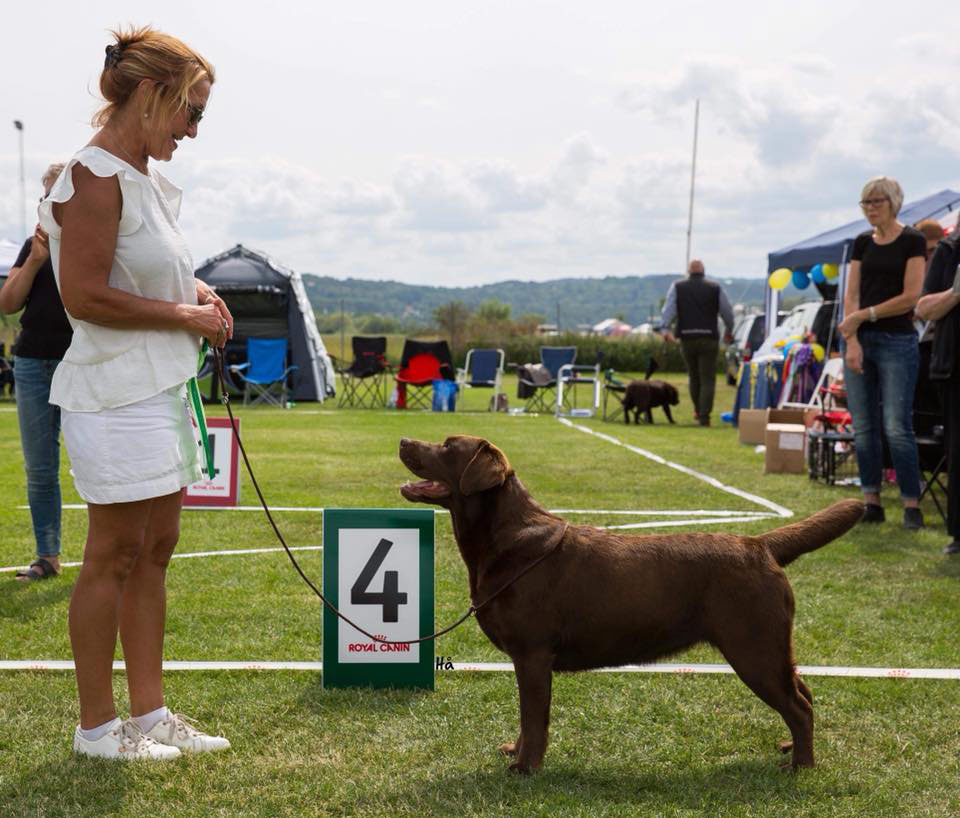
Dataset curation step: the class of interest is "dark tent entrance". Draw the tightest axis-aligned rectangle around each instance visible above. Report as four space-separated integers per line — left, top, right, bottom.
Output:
196 244 335 402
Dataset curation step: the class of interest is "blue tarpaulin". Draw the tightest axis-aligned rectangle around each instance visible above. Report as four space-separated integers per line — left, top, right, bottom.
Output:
767 189 960 273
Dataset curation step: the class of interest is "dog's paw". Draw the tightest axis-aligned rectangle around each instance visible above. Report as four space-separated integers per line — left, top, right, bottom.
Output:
498 742 518 756
778 740 793 755
508 761 533 775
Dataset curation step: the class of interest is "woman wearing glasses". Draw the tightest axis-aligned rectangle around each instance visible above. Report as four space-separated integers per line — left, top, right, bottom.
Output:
838 176 925 529
38 27 233 760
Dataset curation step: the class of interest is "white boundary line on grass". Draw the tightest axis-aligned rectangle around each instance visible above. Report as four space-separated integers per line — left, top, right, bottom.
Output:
0 545 324 574
1 659 958 679
556 418 793 519
18 505 777 516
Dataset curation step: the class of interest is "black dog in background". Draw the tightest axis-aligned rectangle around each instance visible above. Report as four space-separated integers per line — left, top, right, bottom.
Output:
621 358 680 424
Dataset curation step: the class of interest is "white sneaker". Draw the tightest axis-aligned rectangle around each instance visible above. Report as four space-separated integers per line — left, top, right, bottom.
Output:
73 719 182 761
145 712 231 753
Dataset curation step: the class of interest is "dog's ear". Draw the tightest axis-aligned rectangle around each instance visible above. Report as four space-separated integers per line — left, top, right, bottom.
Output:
460 441 511 495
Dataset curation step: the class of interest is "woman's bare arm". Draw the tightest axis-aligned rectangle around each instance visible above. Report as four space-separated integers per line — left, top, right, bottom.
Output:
56 164 224 343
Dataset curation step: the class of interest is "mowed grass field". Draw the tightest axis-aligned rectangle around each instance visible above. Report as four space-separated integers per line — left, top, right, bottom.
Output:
1 374 959 817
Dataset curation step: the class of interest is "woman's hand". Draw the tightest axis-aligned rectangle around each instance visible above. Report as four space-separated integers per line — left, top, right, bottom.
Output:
844 337 863 374
838 309 866 339
27 225 49 264
194 279 234 346
181 302 232 347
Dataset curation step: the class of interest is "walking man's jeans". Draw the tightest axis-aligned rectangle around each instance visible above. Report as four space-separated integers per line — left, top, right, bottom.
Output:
842 331 921 499
13 356 62 559
680 337 720 423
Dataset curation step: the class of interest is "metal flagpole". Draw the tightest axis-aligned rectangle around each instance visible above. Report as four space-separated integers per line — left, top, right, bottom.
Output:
684 99 699 271
14 120 25 239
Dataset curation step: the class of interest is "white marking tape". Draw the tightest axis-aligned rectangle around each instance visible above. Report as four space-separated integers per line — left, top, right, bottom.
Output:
0 545 323 574
0 660 957 679
28 506 774 516
557 418 793 519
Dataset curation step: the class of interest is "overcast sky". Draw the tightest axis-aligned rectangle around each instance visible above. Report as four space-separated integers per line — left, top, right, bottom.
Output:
3 1 960 284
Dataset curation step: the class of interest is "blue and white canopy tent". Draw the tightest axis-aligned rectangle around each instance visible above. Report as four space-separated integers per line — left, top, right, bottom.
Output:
764 189 960 339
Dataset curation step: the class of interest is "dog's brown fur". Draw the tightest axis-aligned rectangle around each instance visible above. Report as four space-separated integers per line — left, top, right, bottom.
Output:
621 379 680 424
399 435 863 773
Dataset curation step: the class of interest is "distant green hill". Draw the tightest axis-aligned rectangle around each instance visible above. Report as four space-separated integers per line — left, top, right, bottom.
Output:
301 274 769 328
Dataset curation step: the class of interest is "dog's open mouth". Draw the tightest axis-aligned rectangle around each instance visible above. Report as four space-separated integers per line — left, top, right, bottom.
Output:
400 479 451 502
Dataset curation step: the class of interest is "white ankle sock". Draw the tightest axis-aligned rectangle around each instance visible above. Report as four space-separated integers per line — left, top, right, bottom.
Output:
79 717 121 742
132 706 170 734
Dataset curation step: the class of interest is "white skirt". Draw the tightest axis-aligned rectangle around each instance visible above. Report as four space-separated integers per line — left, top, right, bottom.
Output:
62 384 203 505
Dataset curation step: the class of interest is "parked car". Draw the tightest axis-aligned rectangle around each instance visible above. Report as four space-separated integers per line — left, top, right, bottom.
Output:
724 313 769 385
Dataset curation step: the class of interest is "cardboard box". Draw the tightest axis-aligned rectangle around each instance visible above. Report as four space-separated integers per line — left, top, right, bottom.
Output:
738 409 769 445
738 407 816 445
764 422 807 473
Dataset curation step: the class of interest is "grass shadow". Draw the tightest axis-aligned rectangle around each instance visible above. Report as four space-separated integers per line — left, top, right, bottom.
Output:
2 754 132 818
294 671 433 716
0 577 73 623
931 555 960 581
349 755 820 816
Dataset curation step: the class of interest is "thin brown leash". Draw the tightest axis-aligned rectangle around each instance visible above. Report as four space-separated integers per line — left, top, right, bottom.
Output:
210 347 565 645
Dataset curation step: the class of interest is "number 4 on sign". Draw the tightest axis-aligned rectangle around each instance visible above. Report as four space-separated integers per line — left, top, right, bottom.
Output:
351 538 408 622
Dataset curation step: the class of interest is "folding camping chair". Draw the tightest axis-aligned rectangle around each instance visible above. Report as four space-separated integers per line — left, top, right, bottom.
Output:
601 369 627 422
394 339 454 410
555 360 601 417
456 348 505 410
517 346 577 413
229 337 298 407
337 335 390 408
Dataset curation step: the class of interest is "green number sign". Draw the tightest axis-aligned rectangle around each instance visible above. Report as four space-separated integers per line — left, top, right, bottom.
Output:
322 509 434 689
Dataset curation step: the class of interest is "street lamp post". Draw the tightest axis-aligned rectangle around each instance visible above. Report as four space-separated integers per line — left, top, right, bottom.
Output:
13 120 25 239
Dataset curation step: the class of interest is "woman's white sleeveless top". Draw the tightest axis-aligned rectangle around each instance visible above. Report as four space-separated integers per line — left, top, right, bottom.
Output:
38 146 200 411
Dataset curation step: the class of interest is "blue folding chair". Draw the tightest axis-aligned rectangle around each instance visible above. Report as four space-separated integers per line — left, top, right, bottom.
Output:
456 348 505 410
229 338 299 407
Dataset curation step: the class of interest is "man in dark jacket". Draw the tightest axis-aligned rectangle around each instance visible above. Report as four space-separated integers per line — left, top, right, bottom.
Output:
660 259 734 426
916 233 960 554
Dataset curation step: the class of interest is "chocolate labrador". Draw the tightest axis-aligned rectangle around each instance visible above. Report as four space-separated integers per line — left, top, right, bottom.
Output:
398 435 863 773
621 378 680 424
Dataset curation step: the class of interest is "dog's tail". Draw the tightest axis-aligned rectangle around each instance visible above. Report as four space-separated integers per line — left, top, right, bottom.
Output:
761 499 864 567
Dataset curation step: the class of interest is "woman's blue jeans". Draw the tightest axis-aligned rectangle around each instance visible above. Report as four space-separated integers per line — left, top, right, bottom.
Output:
13 356 62 559
843 331 921 500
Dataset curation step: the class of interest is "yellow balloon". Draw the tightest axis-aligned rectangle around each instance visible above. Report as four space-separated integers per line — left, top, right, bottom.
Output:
811 343 825 362
822 263 839 280
769 267 792 290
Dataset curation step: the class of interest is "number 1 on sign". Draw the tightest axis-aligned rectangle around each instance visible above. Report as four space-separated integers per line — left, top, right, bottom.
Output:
351 538 408 622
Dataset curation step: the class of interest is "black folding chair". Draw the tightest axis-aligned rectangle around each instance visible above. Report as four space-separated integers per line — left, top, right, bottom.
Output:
395 339 454 410
337 336 390 408
518 346 576 413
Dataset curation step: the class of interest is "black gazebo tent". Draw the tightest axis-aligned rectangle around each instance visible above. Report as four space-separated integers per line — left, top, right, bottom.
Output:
195 244 335 402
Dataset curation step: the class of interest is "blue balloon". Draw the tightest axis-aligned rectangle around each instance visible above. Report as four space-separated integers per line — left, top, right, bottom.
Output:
810 263 825 284
792 269 811 290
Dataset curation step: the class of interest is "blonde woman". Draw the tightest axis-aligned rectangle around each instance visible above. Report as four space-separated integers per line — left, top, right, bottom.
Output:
1 164 70 582
838 176 924 529
39 27 233 760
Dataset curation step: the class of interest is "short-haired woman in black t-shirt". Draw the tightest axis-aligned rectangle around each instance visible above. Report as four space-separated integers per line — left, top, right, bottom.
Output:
838 176 925 529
